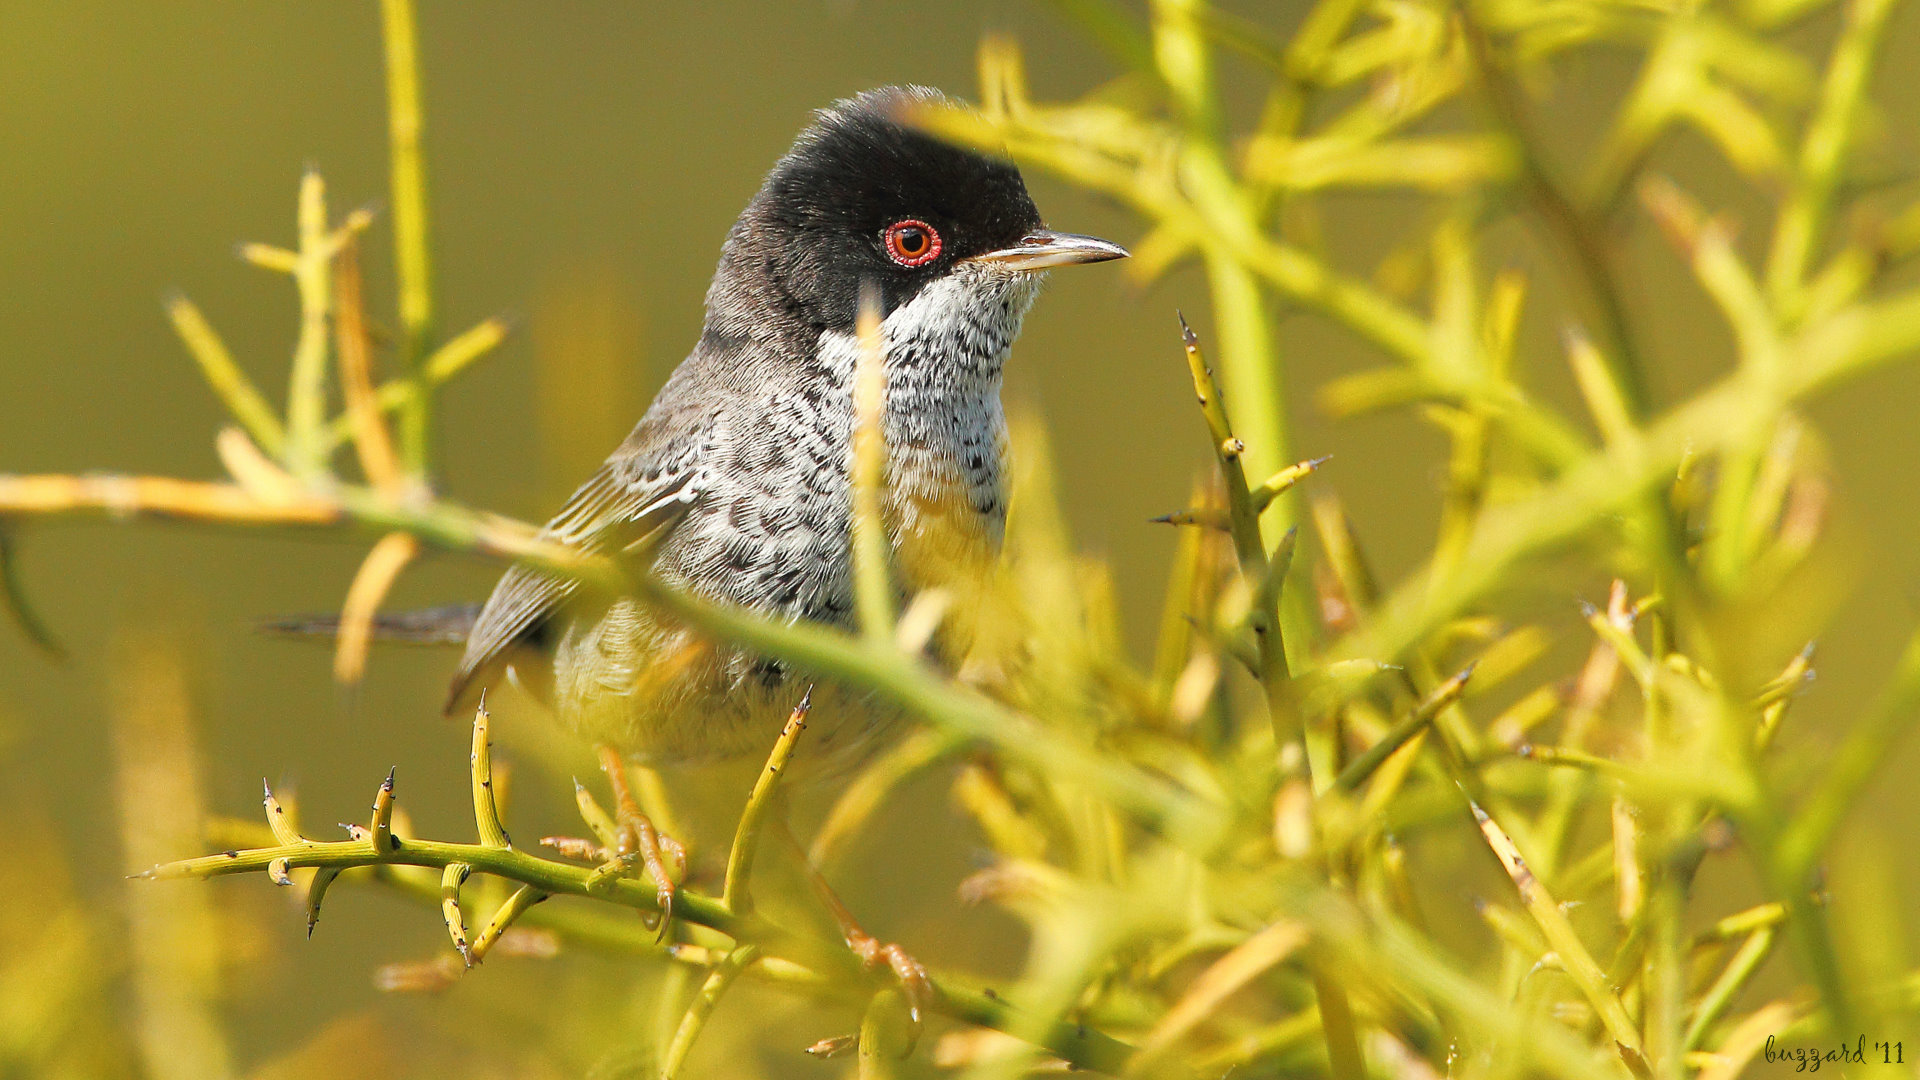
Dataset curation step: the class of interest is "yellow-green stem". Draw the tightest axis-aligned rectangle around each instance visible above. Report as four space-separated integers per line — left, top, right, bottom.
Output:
380 0 437 478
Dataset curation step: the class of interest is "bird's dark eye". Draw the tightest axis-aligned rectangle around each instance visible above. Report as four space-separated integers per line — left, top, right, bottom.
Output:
882 219 941 267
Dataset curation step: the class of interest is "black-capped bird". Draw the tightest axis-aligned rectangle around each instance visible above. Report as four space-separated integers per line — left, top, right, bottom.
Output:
448 85 1126 1026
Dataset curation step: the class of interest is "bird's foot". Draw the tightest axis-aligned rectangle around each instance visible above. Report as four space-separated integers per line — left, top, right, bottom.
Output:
596 745 684 935
775 809 933 1055
844 926 933 1053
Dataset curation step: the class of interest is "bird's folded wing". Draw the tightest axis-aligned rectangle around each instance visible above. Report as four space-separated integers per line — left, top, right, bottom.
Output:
446 448 703 712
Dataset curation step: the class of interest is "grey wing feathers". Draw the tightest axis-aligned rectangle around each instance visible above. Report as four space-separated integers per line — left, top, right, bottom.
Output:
445 451 702 712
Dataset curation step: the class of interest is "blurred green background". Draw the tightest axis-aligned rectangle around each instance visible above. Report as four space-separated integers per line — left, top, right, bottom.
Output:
1 2 1917 1076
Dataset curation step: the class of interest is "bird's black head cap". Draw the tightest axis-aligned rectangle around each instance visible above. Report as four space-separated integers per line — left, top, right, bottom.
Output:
708 86 1043 340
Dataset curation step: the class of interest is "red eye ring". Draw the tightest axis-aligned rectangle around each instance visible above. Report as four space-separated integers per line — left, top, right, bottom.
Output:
882 219 942 267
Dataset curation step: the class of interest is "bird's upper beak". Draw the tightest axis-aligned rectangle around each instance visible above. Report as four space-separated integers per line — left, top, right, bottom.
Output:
967 229 1130 271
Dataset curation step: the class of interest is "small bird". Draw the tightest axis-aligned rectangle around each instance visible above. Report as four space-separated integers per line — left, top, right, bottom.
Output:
447 86 1126 765
444 85 1125 1021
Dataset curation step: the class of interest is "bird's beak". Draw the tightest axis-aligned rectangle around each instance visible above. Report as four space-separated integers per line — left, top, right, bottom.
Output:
967 229 1130 271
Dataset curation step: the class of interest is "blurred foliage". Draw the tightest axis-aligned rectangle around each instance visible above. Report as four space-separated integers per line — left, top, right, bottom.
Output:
4 0 1920 1077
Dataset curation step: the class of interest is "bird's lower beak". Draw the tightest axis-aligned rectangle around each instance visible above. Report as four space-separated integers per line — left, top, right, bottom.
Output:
967 230 1130 270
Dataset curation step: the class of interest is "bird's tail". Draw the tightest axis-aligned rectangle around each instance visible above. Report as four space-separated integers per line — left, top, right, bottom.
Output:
255 602 482 645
